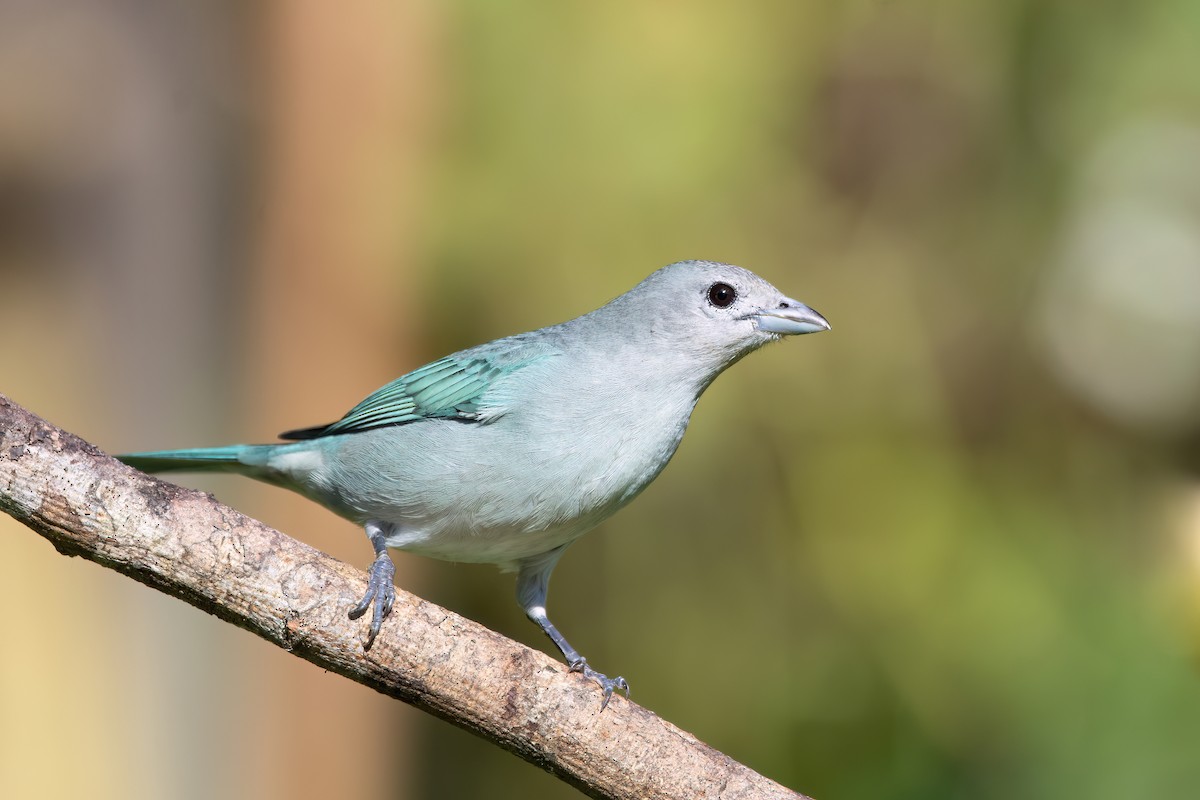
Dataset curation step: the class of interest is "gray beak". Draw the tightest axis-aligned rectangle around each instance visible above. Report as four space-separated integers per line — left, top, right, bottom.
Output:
753 297 831 335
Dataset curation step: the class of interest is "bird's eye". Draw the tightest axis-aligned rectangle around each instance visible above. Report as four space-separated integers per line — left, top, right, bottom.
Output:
707 282 737 308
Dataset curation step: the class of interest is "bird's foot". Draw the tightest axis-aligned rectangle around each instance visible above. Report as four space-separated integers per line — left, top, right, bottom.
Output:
569 658 629 710
348 553 396 650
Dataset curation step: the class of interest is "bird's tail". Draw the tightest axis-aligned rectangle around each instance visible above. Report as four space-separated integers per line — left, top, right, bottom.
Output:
117 445 279 476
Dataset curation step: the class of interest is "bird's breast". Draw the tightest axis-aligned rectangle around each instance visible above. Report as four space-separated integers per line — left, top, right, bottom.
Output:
317 379 698 566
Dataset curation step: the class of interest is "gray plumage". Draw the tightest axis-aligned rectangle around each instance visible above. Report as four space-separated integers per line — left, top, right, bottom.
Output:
119 260 829 704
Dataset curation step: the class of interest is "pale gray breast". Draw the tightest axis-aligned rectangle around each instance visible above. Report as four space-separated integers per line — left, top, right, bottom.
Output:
318 344 700 543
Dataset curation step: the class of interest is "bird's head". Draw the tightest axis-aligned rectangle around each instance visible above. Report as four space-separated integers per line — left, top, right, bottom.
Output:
616 260 830 376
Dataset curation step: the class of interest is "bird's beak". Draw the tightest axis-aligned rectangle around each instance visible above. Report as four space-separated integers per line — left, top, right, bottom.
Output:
752 298 831 335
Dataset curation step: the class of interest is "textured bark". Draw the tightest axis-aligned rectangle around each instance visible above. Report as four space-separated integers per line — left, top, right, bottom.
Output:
0 394 810 800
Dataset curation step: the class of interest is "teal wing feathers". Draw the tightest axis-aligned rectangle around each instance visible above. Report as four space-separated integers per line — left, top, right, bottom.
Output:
279 346 553 440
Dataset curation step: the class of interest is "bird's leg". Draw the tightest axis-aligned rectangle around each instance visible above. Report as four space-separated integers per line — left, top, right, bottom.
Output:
532 610 630 710
517 547 629 709
348 520 396 650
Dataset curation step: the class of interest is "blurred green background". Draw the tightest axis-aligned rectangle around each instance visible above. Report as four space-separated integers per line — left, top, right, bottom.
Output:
3 2 1200 799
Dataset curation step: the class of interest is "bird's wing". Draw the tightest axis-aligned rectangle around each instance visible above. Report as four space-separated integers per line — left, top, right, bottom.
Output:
278 344 554 440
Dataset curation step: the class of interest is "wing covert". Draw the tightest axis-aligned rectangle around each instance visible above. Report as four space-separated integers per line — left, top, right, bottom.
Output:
278 349 550 440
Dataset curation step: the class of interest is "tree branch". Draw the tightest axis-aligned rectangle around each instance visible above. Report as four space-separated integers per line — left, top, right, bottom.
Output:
0 394 809 800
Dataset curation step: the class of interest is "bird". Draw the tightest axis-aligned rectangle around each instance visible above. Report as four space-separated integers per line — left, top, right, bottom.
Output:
118 260 830 706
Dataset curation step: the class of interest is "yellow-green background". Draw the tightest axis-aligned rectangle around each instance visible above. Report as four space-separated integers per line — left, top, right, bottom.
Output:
3 2 1200 798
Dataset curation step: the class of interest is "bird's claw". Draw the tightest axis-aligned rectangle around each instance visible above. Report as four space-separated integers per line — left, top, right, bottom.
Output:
569 657 629 710
348 553 396 650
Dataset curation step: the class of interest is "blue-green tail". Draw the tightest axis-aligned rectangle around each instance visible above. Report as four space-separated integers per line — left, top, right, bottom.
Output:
117 445 278 475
